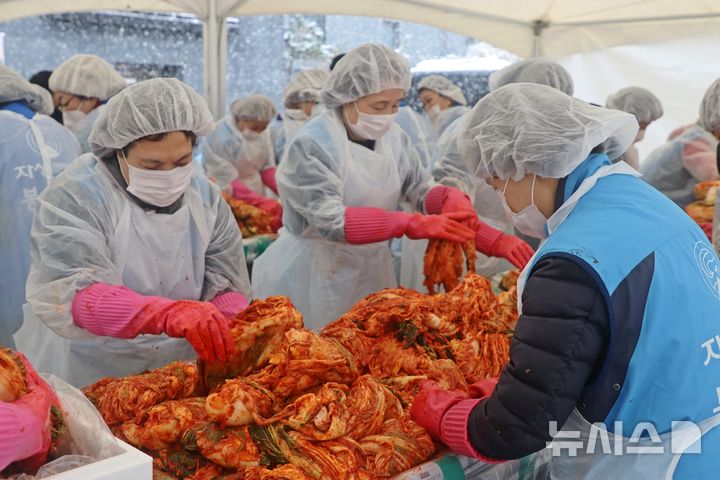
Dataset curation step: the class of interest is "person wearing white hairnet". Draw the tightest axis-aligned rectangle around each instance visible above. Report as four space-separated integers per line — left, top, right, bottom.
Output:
641 79 720 208
251 44 534 329
409 83 720 479
49 54 126 153
271 69 328 160
201 94 281 231
0 65 80 349
399 61 575 292
14 78 251 386
489 58 574 96
417 75 469 137
606 86 663 170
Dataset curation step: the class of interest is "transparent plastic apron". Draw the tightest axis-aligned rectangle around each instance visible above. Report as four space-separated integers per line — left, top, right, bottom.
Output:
516 162 720 477
17 188 210 387
254 136 401 331
235 131 274 195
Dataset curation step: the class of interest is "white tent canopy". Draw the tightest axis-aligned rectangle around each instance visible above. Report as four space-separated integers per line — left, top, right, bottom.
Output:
2 0 720 159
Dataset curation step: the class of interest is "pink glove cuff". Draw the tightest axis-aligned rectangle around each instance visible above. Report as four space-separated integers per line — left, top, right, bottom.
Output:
441 398 505 463
344 207 411 244
0 401 44 470
211 291 249 320
72 283 173 339
474 223 505 254
231 179 265 206
261 167 279 195
425 185 450 215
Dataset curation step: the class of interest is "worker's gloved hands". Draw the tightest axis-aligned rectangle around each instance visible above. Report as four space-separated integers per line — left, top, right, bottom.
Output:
474 223 534 269
0 371 57 471
468 378 499 398
406 212 476 243
440 188 481 230
162 301 235 364
231 179 283 232
488 234 535 269
410 380 468 441
256 198 283 232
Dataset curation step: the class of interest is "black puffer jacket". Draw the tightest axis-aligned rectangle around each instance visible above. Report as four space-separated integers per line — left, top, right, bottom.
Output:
468 256 610 460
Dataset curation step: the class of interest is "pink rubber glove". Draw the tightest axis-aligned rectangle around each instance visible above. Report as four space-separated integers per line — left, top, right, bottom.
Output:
345 207 475 245
260 167 279 196
468 378 499 398
72 283 234 364
426 186 480 230
231 179 283 231
210 291 249 320
0 359 57 472
475 224 534 269
411 380 505 463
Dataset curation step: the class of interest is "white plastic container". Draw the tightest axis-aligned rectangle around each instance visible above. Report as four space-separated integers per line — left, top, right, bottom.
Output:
46 440 152 480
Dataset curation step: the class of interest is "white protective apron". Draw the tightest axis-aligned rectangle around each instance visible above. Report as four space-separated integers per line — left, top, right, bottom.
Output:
253 136 401 331
283 116 305 146
235 130 275 195
15 188 211 387
516 161 720 478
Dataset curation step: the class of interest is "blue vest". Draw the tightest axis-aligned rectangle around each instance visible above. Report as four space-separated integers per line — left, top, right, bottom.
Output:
0 100 35 119
528 155 720 475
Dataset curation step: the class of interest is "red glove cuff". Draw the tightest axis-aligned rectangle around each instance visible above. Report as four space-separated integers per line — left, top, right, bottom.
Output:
210 291 249 320
474 223 505 254
344 207 410 244
425 186 449 215
260 167 279 195
441 398 505 463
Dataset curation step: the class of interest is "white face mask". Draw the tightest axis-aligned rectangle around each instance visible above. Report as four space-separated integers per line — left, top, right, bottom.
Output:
427 104 442 122
346 102 397 140
62 109 87 133
119 150 193 208
285 109 308 122
499 175 548 239
242 128 262 140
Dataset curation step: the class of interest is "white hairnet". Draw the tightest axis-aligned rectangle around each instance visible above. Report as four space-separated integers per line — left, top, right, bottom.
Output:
459 83 638 181
230 95 277 122
322 43 411 108
89 77 214 157
418 75 467 106
0 65 54 115
699 79 720 133
606 86 663 124
284 69 328 106
49 54 126 100
489 59 574 96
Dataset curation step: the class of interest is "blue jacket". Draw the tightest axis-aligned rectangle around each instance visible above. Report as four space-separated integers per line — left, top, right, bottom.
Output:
468 155 720 477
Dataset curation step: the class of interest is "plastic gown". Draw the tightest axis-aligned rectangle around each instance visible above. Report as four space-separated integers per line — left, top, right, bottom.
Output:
200 115 276 194
15 154 251 385
0 111 80 348
252 109 432 330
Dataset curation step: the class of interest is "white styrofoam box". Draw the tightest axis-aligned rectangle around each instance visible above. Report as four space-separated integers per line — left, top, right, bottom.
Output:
46 439 152 480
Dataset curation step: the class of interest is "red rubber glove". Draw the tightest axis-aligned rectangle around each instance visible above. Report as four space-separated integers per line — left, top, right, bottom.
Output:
410 380 468 441
148 301 234 365
260 167 279 196
0 355 58 471
231 179 283 232
475 224 534 269
345 208 475 245
468 378 499 398
72 284 234 364
440 187 481 230
406 212 475 243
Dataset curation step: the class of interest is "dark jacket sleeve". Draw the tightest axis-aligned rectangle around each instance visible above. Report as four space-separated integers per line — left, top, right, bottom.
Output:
467 255 610 460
